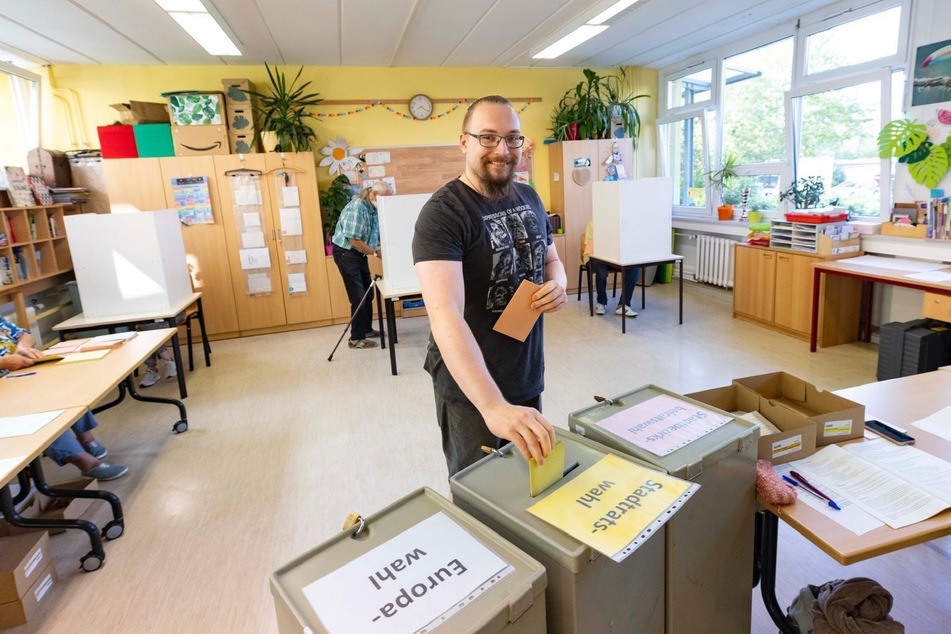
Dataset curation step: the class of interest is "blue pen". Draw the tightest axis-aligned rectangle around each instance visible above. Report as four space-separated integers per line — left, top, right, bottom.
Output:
5 371 37 378
782 474 842 511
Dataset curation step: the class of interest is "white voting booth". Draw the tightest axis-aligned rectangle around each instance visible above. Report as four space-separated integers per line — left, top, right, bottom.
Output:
65 209 192 317
377 193 431 291
591 178 673 262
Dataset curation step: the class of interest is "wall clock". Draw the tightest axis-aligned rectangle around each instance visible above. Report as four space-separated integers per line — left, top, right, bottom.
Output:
409 94 433 120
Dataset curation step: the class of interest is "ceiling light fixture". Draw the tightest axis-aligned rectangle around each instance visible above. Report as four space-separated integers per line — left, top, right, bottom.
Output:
533 25 609 59
588 0 642 26
153 0 241 56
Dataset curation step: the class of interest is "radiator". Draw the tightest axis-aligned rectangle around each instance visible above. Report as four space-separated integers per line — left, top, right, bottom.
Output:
695 235 735 289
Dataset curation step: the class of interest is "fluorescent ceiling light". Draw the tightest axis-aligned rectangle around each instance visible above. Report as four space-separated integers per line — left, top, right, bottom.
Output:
533 25 608 59
588 0 642 26
154 0 242 56
154 0 206 11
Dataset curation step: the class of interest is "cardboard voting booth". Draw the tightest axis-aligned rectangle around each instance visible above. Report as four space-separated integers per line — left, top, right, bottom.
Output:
270 488 547 634
65 209 192 318
568 385 758 634
377 193 430 291
450 429 669 634
592 178 672 263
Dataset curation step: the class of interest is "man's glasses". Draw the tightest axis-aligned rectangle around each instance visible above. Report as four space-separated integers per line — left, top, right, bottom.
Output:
464 132 525 149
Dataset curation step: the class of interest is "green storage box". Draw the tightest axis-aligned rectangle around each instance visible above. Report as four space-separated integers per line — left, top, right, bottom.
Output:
132 124 174 158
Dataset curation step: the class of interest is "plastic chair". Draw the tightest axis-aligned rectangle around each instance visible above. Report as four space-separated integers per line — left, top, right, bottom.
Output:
577 232 617 301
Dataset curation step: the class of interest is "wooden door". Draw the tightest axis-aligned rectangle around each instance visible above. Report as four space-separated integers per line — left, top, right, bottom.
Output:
262 152 333 325
549 140 600 292
101 158 166 210
774 252 815 334
158 156 240 337
733 245 775 322
213 154 287 331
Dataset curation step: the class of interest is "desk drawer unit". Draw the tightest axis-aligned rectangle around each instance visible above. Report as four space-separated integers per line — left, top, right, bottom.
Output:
922 292 951 321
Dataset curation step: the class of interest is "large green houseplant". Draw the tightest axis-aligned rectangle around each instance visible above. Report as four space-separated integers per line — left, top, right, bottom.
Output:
250 64 323 152
319 174 355 253
548 68 648 146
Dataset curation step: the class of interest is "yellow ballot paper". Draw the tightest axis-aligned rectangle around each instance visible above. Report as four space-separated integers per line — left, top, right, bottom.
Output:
527 454 699 562
529 440 565 497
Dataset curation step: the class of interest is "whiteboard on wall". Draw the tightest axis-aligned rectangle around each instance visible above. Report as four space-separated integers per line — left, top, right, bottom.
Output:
378 193 432 291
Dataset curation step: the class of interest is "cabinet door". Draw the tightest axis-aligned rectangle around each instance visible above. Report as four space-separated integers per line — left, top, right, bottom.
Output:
213 154 287 331
102 158 166 210
733 246 775 321
774 252 815 334
263 152 333 325
158 156 240 336
554 140 599 291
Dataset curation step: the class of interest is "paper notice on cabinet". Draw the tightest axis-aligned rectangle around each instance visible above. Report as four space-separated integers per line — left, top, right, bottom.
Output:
382 176 396 193
364 151 390 165
241 231 265 249
235 188 262 206
248 273 271 294
282 186 300 207
288 273 307 294
240 248 271 270
280 207 303 236
368 165 386 178
243 212 261 227
285 250 307 265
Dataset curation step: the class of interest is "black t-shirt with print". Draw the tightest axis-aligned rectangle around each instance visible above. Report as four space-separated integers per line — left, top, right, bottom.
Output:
412 178 553 405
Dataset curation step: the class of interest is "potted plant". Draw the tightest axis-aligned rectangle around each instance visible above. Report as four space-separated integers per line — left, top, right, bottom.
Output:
779 176 827 209
319 175 355 254
548 68 647 144
602 67 648 144
707 154 740 220
249 64 323 152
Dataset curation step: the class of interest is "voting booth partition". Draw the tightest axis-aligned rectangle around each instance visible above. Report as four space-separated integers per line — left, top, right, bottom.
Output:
270 488 547 634
568 385 758 634
450 429 667 634
591 178 673 263
377 193 430 292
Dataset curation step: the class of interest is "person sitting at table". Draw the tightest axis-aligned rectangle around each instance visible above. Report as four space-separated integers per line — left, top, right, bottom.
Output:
582 220 638 316
1 317 128 480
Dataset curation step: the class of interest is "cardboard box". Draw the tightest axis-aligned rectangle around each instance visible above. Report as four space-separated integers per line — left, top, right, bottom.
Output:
0 561 57 628
881 221 927 239
733 371 865 447
228 132 259 154
0 532 51 604
133 123 174 158
97 125 138 159
165 92 225 126
171 125 229 156
109 101 169 125
35 478 99 517
221 78 255 105
685 383 818 464
816 234 861 256
225 105 255 133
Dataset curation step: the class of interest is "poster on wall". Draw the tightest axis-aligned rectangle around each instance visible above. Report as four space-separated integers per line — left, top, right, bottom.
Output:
171 176 214 225
912 39 951 107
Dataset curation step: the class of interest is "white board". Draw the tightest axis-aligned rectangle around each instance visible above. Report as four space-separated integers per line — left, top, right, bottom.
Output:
378 193 431 291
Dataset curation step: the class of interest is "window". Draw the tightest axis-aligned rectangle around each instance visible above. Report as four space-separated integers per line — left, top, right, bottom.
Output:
666 67 713 111
0 63 40 170
664 115 709 211
805 6 902 75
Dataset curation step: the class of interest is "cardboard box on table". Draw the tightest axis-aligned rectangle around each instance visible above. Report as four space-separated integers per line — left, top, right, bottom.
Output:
221 78 255 106
97 125 138 159
229 132 260 155
270 487 547 634
171 125 229 157
0 532 57 627
568 385 758 634
132 124 174 158
165 92 225 126
450 429 666 634
110 101 168 125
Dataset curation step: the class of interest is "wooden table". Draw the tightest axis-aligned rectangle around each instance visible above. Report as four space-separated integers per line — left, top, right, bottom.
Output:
586 253 684 333
810 257 951 352
755 370 951 632
53 292 211 398
374 278 423 376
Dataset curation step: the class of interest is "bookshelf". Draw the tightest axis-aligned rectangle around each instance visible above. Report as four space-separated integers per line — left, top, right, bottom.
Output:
1 204 75 293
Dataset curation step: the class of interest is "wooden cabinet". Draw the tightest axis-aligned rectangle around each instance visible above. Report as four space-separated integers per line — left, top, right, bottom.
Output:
923 292 951 321
733 244 861 343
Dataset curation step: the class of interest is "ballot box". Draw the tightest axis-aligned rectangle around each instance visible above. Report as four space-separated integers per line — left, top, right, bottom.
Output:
270 487 547 634
450 428 668 634
568 384 758 634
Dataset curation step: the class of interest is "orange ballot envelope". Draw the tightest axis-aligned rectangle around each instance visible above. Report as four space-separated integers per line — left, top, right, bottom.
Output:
492 279 543 342
528 454 699 562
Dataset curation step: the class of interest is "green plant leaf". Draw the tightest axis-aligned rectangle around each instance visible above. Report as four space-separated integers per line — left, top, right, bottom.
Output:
877 119 927 159
908 145 949 189
899 140 932 164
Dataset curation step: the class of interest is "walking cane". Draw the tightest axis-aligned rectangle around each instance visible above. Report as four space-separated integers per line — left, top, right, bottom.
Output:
328 275 381 362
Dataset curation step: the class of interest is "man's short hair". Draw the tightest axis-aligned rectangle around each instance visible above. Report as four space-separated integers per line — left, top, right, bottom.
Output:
462 95 514 132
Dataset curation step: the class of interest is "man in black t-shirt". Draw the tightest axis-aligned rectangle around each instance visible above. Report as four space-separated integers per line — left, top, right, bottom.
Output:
413 95 568 476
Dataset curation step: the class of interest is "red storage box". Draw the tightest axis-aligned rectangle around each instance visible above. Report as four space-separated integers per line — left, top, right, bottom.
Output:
783 211 848 223
97 125 139 159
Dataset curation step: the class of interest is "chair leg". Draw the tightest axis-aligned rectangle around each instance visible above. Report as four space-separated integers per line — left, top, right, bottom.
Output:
186 318 194 372
577 265 584 301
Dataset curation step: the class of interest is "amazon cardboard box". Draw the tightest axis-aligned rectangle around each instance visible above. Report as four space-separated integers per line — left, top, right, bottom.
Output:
0 532 51 604
685 383 817 464
732 372 865 447
171 125 229 157
0 560 57 628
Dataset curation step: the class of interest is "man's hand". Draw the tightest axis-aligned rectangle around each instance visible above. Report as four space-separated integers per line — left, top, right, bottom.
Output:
1 354 35 371
531 280 567 314
481 402 555 465
15 345 42 360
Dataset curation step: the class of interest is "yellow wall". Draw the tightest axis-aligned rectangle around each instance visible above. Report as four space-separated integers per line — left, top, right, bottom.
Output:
35 64 657 208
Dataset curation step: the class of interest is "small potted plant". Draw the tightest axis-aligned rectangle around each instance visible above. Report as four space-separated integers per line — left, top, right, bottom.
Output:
707 154 739 220
779 176 826 209
319 175 355 254
250 64 323 152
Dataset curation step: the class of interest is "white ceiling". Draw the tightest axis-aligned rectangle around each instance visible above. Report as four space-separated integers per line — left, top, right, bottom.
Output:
0 0 841 70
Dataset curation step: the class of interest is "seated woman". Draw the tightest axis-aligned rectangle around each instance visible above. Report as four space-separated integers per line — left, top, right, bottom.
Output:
1 317 128 480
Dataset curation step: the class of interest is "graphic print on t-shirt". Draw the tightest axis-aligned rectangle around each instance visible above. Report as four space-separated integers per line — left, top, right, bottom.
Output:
485 204 546 312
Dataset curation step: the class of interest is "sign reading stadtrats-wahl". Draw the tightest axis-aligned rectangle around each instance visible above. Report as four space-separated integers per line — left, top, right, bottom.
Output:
302 512 514 634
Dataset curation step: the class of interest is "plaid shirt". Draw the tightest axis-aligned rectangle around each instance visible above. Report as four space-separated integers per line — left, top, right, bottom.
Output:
331 197 379 251
0 316 27 377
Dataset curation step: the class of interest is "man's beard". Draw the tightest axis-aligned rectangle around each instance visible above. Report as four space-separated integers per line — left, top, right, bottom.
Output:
476 156 517 203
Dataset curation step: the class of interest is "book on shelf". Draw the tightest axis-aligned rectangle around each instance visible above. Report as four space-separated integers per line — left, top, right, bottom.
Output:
1 166 36 207
0 255 12 285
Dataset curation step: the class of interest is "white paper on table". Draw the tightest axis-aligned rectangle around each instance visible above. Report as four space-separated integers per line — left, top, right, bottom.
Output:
239 248 271 270
247 273 271 294
243 212 262 227
302 512 513 634
904 270 951 282
845 255 946 272
368 165 386 178
364 151 390 165
0 410 66 439
912 406 951 442
773 462 883 535
288 273 307 294
0 456 28 476
235 188 262 206
285 250 307 265
282 186 300 207
845 437 951 503
279 207 303 236
241 231 265 249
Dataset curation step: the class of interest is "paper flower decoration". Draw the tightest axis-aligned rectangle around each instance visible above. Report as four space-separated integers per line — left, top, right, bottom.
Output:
319 137 363 176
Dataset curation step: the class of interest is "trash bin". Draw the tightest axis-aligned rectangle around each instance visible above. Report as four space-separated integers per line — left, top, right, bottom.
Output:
270 487 547 634
450 428 666 634
569 385 758 634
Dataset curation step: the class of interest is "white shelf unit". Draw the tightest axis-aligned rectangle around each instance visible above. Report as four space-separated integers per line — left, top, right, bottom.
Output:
770 221 848 253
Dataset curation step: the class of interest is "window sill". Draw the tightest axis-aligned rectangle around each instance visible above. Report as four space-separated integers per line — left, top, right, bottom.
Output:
672 217 750 237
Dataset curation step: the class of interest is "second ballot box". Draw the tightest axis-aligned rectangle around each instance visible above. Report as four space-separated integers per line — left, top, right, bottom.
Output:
450 428 667 634
569 385 758 634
